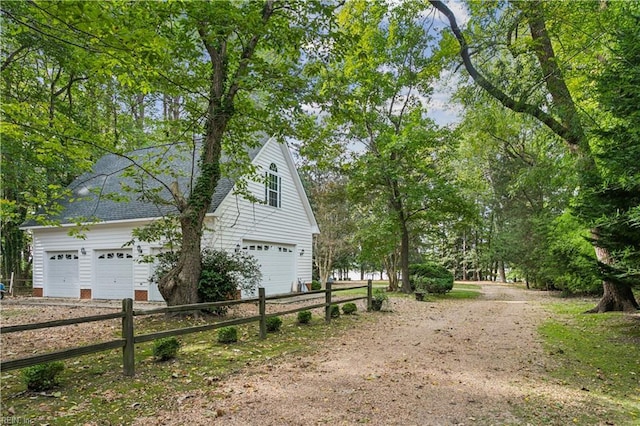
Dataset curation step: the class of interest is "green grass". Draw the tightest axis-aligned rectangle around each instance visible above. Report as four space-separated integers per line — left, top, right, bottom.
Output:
438 288 482 300
0 312 371 424
332 283 386 297
421 283 482 301
453 282 482 291
335 282 482 301
334 283 482 303
535 301 640 424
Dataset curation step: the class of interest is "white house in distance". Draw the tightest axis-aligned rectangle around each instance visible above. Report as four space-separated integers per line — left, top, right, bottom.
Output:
21 136 319 302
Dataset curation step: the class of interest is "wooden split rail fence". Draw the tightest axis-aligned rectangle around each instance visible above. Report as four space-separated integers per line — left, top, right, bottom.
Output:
1 280 373 377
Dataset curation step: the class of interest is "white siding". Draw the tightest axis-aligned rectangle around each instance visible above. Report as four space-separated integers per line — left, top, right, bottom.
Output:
28 138 316 300
147 247 166 301
202 139 315 290
31 221 152 298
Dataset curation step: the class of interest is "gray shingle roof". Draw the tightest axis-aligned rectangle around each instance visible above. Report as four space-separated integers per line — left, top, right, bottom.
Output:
23 140 265 227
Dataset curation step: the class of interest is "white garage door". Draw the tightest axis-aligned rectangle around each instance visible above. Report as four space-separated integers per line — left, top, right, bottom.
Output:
244 241 295 296
94 250 134 299
46 251 79 297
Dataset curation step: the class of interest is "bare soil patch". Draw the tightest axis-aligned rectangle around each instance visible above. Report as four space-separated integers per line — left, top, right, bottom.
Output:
1 303 121 360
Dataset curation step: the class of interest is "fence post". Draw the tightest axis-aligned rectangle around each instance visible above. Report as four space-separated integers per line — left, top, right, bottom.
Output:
259 287 266 339
122 298 135 377
325 280 332 322
367 279 372 312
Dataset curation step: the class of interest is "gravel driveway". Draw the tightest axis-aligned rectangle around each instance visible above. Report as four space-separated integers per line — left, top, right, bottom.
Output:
130 282 607 425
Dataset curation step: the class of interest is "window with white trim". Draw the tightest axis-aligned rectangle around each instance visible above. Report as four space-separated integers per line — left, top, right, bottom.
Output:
265 163 281 207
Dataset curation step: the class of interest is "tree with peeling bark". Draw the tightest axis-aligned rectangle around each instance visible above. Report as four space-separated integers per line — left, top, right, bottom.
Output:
430 0 639 312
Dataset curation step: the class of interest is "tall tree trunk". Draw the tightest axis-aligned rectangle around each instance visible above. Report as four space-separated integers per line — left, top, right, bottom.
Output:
158 216 202 305
158 83 226 306
384 253 399 291
462 231 468 281
134 93 145 129
158 119 224 306
388 175 411 293
498 259 506 283
157 1 275 306
473 231 480 281
399 218 411 293
586 232 640 313
314 235 333 289
587 281 640 313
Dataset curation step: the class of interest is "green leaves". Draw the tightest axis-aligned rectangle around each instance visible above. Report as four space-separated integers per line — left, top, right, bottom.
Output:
300 0 469 289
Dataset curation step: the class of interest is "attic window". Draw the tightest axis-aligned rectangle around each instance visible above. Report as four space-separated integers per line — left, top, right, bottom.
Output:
265 163 281 208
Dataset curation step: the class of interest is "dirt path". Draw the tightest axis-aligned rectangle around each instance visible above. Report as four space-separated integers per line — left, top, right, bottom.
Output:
134 283 600 425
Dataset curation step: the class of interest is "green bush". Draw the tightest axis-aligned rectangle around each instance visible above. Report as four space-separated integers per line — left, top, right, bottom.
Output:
266 316 282 332
198 249 262 316
152 249 262 316
153 337 181 361
311 280 322 291
371 289 388 311
413 275 453 294
22 362 65 391
330 304 340 318
217 326 238 344
410 262 454 294
297 310 312 324
342 302 357 315
544 212 602 295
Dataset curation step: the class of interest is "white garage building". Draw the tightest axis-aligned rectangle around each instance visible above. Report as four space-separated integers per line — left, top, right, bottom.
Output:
22 137 318 302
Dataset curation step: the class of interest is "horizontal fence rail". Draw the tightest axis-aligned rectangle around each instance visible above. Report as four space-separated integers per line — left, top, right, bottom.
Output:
0 280 373 376
1 312 125 334
1 340 126 372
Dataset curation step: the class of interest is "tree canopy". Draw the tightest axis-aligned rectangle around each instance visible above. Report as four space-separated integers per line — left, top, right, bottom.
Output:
2 0 638 313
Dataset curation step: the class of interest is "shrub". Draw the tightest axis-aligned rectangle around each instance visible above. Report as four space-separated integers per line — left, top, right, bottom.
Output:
371 289 388 311
410 262 454 294
311 280 322 291
22 362 65 391
153 337 181 361
413 275 453 294
217 326 238 344
152 248 262 316
198 249 262 316
266 316 283 332
297 310 312 324
342 302 357 315
330 304 340 318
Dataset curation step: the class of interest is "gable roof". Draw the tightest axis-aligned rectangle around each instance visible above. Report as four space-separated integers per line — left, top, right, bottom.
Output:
22 139 265 228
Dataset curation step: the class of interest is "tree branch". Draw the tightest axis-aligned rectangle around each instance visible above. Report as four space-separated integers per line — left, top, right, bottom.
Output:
429 0 582 150
225 0 275 107
1 45 29 71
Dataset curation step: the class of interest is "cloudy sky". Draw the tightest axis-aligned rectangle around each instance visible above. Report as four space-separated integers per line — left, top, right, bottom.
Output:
425 0 470 127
